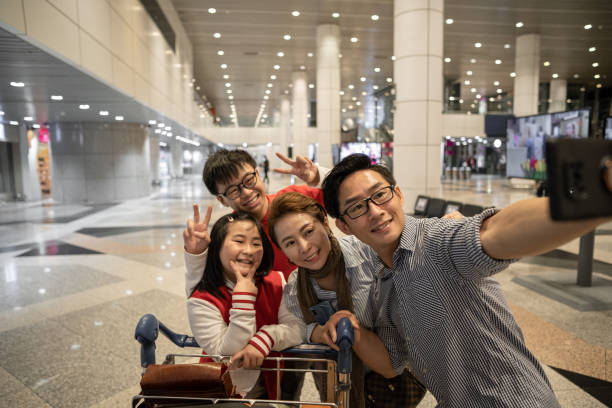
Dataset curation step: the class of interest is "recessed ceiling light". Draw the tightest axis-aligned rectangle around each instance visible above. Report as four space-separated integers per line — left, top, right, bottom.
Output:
504 44 511 49
79 104 90 110
386 77 392 83
148 120 156 124
373 85 379 90
264 95 269 100
208 8 216 14
592 62 599 67
467 70 473 76
225 82 231 87
496 89 503 94
356 101 361 106
9 81 25 87
217 50 224 55
476 94 481 99
543 61 551 66
115 115 124 121
493 81 500 86
267 83 273 88
213 32 221 38
223 74 229 79
23 116 33 121
283 34 291 40
470 88 476 93
308 83 314 89
9 121 18 125
584 24 592 30
99 110 109 116
360 77 366 82
292 10 300 17
220 64 227 69
510 72 516 77
489 97 495 102
352 96 357 101
157 123 164 127
371 15 379 21
339 90 344 95
226 89 232 94
165 126 171 131
515 22 524 28
350 37 358 43
445 18 454 24
495 59 502 64
470 58 477 63
444 57 451 63
552 73 559 78
573 73 580 78
0 111 4 115
361 91 367 96
32 124 40 128
374 67 381 72
349 105 353 109
277 51 284 57
474 42 482 48
228 95 234 100
464 80 470 85
391 55 396 61
594 74 601 79
50 95 63 100
332 12 340 18
588 46 596 52
348 84 354 89
274 65 280 70
307 52 313 57
300 65 306 70
596 83 602 88
338 54 343 58
270 74 277 80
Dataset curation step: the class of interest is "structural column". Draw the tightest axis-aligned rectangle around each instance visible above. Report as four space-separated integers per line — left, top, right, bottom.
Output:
280 95 291 159
393 0 444 209
513 34 540 116
316 24 341 168
549 79 567 113
291 71 309 159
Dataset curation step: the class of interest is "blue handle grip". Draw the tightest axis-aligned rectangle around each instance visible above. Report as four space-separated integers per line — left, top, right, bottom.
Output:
335 317 354 374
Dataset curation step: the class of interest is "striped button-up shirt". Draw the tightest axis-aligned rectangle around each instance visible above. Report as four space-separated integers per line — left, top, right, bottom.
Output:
371 208 560 407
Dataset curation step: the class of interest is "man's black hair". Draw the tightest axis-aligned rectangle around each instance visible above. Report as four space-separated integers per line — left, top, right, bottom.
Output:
203 149 257 195
322 154 396 218
194 212 274 299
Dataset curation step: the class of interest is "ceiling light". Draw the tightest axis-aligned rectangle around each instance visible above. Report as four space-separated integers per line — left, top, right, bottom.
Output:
445 18 454 24
515 22 524 28
213 32 221 38
493 81 500 86
165 126 171 130
444 57 451 63
226 89 232 94
339 90 344 95
356 101 361 106
552 73 559 78
596 83 602 88
338 54 343 58
496 89 503 94
504 44 511 49
361 91 367 95
474 42 482 48
50 95 63 100
270 75 277 80
348 84 354 89
225 82 231 87
267 83 273 87
594 74 600 79
9 121 18 125
23 116 33 121
79 104 90 110
217 50 224 56
495 59 502 64
592 62 599 67
350 37 358 43
342 108 346 113
292 10 300 17
223 75 229 80
264 95 269 100
99 110 109 116
467 70 473 76
373 85 379 90
476 94 481 99
307 52 313 57
115 115 124 121
352 96 357 101
9 81 24 87
277 51 284 57
208 8 216 14
349 105 353 109
374 67 381 72
543 61 551 66
589 46 596 52
470 88 476 93
391 55 396 61
265 89 271 94
386 77 392 83
573 73 580 78
300 65 305 70
464 80 470 85
157 123 164 127
308 84 314 89
584 24 592 30
283 34 291 40
220 64 227 69
360 76 366 82
510 72 516 77
273 64 280 70
489 97 495 102
332 12 340 18
228 95 234 100
0 111 4 115
148 120 156 125
32 124 40 129
470 58 477 63
371 15 379 21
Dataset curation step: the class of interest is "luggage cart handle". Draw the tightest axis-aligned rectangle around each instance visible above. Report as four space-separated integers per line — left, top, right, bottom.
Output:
335 317 354 374
134 314 200 368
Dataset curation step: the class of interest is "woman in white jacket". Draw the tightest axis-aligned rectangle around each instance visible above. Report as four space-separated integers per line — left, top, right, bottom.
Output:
186 211 305 399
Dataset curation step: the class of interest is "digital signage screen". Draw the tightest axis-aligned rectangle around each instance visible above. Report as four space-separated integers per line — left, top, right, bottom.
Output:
506 113 551 179
340 142 382 163
550 109 590 139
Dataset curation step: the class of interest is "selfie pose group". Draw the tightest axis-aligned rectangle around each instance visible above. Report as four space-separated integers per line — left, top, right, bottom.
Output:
182 149 611 407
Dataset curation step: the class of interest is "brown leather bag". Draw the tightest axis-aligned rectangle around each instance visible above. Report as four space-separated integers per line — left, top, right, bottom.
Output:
140 362 235 398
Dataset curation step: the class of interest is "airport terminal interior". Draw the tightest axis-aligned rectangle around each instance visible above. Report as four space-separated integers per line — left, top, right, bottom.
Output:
1 0 612 407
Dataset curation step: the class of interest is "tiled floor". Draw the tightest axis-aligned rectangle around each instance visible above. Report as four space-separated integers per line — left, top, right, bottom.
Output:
0 174 610 407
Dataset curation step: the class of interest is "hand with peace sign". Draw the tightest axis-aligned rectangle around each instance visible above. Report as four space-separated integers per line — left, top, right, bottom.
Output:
230 260 258 295
274 152 320 186
183 204 213 255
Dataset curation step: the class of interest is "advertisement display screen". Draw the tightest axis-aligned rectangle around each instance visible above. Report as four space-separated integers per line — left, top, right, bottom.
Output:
550 109 590 139
506 114 551 179
340 142 382 163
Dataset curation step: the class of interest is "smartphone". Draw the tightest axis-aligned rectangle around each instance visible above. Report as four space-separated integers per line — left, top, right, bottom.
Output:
546 138 612 220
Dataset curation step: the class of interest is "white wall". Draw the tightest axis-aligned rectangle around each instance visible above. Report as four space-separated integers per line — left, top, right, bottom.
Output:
441 113 486 138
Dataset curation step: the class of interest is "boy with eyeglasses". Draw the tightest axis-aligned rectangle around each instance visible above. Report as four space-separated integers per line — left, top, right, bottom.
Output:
320 153 612 407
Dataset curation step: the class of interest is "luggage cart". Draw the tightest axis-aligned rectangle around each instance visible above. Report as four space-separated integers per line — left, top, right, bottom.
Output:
133 314 355 408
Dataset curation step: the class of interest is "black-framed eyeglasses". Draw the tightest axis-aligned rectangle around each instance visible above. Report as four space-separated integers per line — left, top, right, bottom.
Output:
219 171 258 200
341 185 396 219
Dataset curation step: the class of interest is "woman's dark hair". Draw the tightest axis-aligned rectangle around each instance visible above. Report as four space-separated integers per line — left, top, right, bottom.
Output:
268 192 328 247
195 212 274 299
322 154 396 218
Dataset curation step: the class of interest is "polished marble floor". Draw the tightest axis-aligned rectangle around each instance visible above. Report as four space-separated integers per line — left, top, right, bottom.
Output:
0 174 611 407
